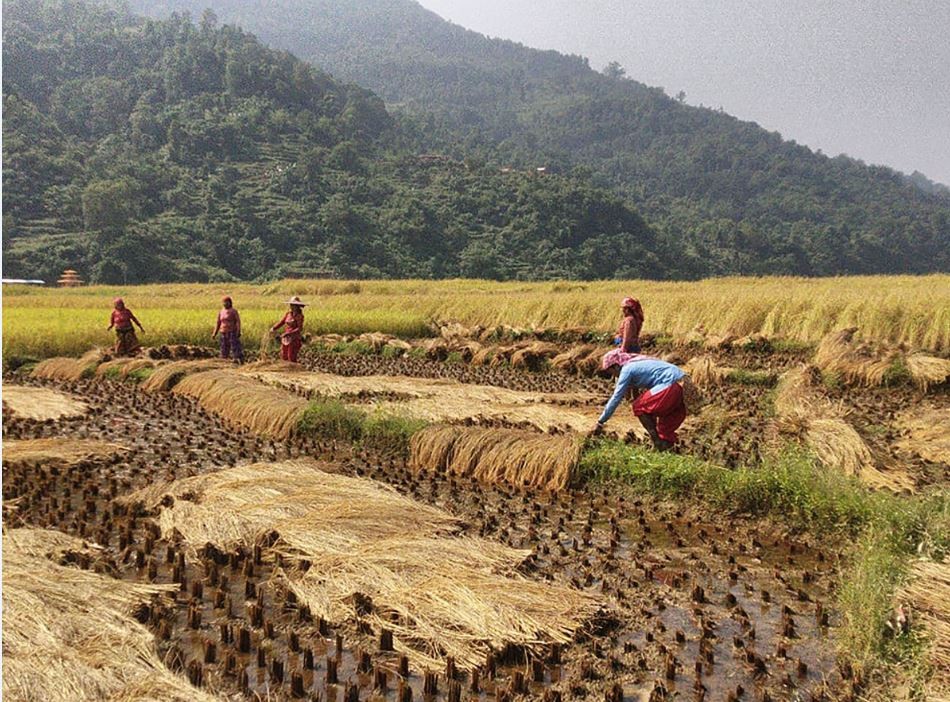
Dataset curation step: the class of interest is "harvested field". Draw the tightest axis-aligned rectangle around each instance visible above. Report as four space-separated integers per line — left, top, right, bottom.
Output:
2 384 88 420
2 528 213 702
95 356 157 378
173 370 309 438
245 366 642 436
409 424 583 491
125 460 599 668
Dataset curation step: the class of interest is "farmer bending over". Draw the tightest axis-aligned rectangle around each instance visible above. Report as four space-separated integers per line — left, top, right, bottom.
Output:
213 296 244 363
271 296 306 363
592 349 688 451
107 298 144 357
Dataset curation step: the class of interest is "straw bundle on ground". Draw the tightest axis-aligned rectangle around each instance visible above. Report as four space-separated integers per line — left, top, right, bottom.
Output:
550 344 597 373
409 424 583 491
774 366 913 491
173 370 308 438
3 438 126 469
905 353 950 392
139 358 232 392
127 460 599 669
895 407 950 465
900 560 950 700
31 349 107 382
2 528 214 702
95 357 156 378
2 385 88 420
510 341 560 369
682 355 735 388
575 347 611 376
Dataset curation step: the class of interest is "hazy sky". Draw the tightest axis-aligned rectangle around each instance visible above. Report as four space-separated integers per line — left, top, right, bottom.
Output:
418 0 950 185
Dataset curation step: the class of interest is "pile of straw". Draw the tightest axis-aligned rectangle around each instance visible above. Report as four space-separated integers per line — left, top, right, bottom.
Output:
773 366 913 491
682 355 735 388
895 407 950 465
409 424 583 491
550 344 597 373
2 528 214 702
815 328 950 390
139 358 232 393
2 385 88 420
900 560 950 700
172 370 308 438
905 353 950 392
31 349 107 382
3 438 126 470
127 460 599 669
509 341 561 369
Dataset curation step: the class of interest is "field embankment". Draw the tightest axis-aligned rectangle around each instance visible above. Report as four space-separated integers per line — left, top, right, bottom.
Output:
4 275 949 359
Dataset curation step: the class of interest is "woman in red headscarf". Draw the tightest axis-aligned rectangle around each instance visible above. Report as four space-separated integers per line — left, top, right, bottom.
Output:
107 298 144 356
616 296 644 353
213 296 244 363
271 296 306 362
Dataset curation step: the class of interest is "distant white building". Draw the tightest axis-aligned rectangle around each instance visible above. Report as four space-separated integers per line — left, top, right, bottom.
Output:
2 278 45 285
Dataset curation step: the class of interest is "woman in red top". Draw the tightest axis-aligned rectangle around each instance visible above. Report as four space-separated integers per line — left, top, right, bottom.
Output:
271 296 306 362
615 296 644 353
212 296 244 363
107 298 144 356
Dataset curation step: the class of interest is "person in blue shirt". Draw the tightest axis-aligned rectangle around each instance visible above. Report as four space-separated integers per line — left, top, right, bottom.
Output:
592 349 688 450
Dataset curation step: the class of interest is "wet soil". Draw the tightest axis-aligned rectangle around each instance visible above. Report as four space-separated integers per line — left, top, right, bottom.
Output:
3 374 858 701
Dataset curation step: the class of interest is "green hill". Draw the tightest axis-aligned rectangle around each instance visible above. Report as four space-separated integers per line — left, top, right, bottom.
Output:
2 0 666 283
132 0 950 276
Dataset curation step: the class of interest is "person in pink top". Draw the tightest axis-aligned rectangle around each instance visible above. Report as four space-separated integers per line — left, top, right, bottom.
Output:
271 296 306 362
107 298 144 356
212 296 244 363
615 296 644 353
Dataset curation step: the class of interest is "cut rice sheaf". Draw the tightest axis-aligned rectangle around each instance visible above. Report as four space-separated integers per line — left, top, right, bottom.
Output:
2 385 88 420
123 460 600 669
2 528 216 702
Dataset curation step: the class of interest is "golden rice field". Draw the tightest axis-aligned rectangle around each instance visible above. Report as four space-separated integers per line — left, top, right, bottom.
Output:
3 274 949 358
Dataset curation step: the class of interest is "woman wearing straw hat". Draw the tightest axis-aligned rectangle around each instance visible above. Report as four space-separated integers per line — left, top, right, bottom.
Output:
615 296 644 353
271 296 307 362
592 348 689 451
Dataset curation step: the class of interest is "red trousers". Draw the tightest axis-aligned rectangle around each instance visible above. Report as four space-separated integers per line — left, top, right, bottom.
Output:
281 336 302 362
632 383 687 443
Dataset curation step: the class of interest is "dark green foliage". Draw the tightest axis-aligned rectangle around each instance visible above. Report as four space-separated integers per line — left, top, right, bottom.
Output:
134 0 950 276
2 0 669 283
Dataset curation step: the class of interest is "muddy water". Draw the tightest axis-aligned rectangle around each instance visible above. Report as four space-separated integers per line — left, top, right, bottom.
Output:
3 375 857 701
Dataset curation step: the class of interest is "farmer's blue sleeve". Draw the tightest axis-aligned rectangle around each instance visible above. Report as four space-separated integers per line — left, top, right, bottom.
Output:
598 368 634 424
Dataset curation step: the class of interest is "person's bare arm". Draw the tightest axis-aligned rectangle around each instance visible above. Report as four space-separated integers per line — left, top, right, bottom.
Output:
213 314 221 338
235 310 242 337
130 312 144 331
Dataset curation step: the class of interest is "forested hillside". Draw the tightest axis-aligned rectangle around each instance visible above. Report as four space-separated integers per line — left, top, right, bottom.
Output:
2 0 667 283
134 0 950 276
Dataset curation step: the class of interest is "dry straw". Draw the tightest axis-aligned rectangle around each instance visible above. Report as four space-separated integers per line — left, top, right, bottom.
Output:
773 366 913 492
172 370 308 438
246 367 639 435
900 560 950 700
2 438 126 470
31 349 107 382
682 355 734 388
815 328 950 390
140 358 232 392
409 424 583 491
2 385 88 421
895 407 950 465
126 460 599 669
2 528 214 702
550 344 597 373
